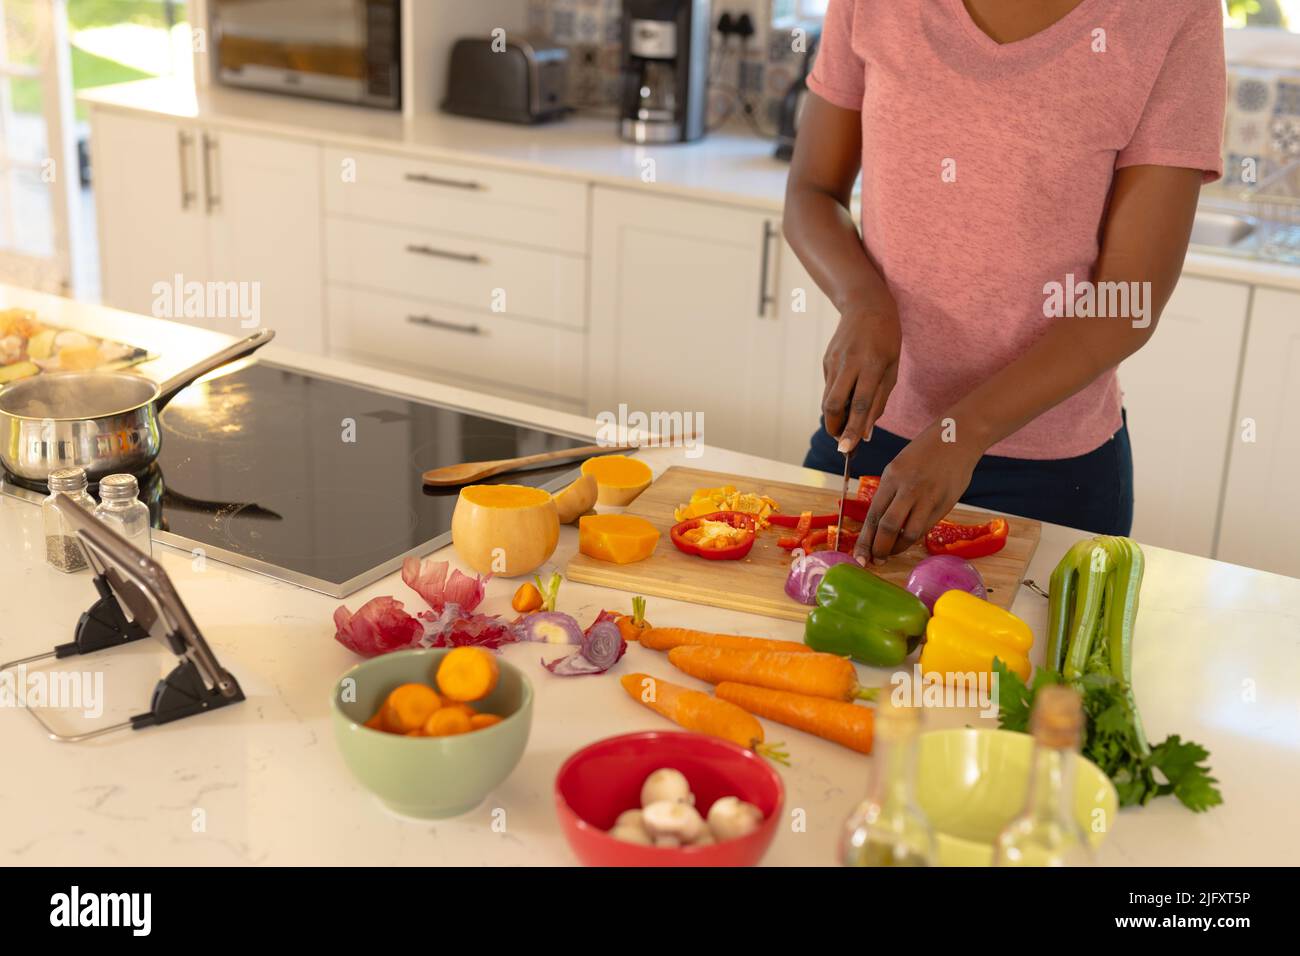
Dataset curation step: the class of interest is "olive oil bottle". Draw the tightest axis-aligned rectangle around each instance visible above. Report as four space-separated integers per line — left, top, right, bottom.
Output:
993 685 1094 867
839 698 936 867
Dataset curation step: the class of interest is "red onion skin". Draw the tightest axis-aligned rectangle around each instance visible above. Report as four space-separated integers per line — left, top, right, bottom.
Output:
786 550 860 604
905 555 987 612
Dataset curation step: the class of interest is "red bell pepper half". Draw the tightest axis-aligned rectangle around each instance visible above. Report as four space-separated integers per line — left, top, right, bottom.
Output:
924 517 1009 559
670 511 757 560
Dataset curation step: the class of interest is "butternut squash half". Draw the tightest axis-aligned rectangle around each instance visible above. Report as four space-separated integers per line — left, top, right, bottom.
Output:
580 454 653 506
451 484 559 577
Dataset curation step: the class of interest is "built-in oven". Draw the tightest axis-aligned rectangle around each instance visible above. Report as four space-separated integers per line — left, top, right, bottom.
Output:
211 0 401 110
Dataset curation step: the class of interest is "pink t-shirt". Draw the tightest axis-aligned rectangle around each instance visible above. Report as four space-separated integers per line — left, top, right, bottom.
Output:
807 0 1225 459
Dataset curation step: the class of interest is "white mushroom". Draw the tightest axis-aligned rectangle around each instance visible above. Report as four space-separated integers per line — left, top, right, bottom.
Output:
640 768 694 807
690 828 715 846
653 834 682 849
609 824 652 846
642 799 705 842
707 796 764 842
613 809 645 830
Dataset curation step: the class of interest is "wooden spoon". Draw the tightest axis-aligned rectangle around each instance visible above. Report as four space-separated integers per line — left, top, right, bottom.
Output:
421 444 638 487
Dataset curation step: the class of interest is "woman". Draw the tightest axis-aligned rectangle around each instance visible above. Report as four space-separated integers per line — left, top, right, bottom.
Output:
784 0 1225 564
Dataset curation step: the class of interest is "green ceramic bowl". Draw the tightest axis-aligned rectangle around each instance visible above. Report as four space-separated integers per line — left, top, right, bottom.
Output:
331 648 533 819
917 728 1118 866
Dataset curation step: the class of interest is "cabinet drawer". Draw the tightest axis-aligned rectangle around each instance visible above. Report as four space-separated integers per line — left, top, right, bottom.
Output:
326 285 585 401
325 217 585 330
323 147 589 254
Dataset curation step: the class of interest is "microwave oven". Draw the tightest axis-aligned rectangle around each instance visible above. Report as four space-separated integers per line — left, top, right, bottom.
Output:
211 0 401 110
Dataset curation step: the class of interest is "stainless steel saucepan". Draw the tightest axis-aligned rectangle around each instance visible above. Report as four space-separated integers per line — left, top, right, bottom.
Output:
0 329 274 484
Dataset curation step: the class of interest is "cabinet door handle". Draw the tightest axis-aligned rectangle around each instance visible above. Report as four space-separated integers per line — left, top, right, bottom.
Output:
405 243 484 265
178 131 196 210
404 172 484 191
758 220 778 318
201 132 221 214
406 314 485 336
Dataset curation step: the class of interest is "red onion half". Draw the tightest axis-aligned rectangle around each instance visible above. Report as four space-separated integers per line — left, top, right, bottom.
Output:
905 554 987 611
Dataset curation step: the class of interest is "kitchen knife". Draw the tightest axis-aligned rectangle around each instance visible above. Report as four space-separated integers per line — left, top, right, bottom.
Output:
835 452 850 552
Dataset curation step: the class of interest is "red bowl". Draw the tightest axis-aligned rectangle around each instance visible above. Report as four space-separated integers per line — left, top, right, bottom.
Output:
554 731 784 867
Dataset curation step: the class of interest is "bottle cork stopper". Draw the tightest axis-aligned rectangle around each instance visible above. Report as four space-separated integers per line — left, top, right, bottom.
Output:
1031 685 1084 749
876 695 921 738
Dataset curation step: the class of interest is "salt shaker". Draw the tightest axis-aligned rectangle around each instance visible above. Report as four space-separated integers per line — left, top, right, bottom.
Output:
93 473 152 556
42 467 96 572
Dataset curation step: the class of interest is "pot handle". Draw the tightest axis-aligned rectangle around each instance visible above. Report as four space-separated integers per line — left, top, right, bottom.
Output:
155 329 276 411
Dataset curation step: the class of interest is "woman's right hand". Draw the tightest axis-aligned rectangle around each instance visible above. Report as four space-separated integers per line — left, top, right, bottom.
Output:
822 301 901 452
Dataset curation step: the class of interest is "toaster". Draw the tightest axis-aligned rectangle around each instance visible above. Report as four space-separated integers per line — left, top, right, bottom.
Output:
442 36 569 125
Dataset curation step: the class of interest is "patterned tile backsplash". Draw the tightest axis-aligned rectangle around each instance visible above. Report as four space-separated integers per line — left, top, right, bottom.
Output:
525 0 807 131
526 0 1300 180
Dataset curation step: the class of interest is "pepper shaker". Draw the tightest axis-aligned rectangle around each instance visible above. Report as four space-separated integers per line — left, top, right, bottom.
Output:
42 467 97 573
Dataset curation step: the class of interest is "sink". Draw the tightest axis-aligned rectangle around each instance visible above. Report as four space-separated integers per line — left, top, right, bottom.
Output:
1189 210 1256 248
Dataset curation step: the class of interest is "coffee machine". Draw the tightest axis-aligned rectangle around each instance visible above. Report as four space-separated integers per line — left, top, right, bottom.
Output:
620 0 712 144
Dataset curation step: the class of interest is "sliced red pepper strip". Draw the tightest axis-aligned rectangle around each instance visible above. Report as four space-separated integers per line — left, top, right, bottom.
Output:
771 510 834 529
857 475 881 501
670 511 757 561
799 526 861 554
924 517 1009 559
776 510 814 549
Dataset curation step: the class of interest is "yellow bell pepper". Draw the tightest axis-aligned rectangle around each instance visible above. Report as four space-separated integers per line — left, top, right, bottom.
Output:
918 590 1033 683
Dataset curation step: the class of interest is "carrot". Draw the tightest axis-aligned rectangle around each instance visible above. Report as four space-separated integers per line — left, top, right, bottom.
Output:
620 672 789 764
614 595 652 643
384 683 442 732
640 627 813 655
512 581 543 613
436 647 500 702
715 682 874 754
469 713 504 730
423 707 472 737
667 645 875 702
442 701 477 719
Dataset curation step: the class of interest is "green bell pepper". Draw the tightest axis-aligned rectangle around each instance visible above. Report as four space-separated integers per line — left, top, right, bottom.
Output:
804 562 930 666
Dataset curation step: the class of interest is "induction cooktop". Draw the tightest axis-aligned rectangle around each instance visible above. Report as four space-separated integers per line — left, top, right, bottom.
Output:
2 362 591 597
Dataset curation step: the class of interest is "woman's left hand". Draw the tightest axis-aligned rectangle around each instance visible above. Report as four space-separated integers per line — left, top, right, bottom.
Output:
855 424 984 563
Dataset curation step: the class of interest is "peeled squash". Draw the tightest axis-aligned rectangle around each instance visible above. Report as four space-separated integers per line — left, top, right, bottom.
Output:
578 514 660 564
451 484 559 577
581 454 652 506
554 473 598 524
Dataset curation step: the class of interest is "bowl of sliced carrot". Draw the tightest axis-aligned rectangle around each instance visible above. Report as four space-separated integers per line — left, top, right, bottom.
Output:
332 647 532 818
555 731 784 867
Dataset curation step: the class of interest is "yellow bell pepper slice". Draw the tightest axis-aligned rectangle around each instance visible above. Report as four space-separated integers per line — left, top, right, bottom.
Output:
918 590 1033 683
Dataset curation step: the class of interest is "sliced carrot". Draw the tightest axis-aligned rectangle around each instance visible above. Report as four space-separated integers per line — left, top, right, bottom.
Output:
667 645 873 702
620 672 788 764
363 711 385 730
639 627 813 655
512 581 543 613
436 647 500 702
715 682 874 754
423 708 472 737
469 713 504 730
442 701 477 719
384 683 442 732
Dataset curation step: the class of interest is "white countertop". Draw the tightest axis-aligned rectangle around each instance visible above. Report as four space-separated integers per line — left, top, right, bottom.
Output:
79 79 796 214
2 287 1298 866
78 78 1300 293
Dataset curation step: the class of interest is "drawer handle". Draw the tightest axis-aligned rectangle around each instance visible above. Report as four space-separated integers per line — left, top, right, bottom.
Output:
404 172 484 191
406 314 485 336
405 242 484 265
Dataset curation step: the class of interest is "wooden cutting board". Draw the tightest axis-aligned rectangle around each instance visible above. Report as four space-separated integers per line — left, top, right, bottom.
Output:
566 466 1041 621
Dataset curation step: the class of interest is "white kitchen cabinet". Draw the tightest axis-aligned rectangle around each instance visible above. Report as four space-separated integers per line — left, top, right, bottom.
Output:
588 187 785 459
1217 287 1300 578
93 111 208 317
204 131 324 352
776 244 840 465
1120 276 1250 556
92 109 325 353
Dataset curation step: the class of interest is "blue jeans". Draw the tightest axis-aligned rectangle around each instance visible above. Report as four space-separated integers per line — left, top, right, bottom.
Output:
802 413 1134 535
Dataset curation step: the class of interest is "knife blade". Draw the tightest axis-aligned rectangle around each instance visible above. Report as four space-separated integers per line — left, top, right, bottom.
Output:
834 452 850 552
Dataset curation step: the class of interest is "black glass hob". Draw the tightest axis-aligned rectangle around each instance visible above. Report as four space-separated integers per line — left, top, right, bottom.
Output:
3 362 590 597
